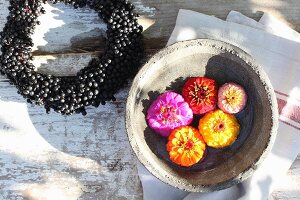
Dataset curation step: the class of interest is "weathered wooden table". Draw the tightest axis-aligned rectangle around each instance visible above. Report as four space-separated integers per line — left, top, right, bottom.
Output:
0 1 299 199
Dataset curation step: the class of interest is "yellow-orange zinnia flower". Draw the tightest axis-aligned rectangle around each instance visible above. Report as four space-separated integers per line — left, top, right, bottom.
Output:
167 126 206 167
199 109 240 148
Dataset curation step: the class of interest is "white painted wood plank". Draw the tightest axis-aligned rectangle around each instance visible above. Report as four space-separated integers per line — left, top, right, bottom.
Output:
0 80 142 199
0 0 157 54
0 53 96 81
31 3 106 53
2 0 300 54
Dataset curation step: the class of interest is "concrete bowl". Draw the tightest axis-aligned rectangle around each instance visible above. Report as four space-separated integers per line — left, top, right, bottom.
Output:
125 39 278 192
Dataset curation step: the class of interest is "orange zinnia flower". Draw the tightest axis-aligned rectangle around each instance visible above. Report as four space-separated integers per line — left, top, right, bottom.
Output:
199 109 240 148
167 126 206 167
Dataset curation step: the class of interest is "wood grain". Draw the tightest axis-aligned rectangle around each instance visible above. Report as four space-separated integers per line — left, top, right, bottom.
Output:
0 0 300 199
2 0 300 55
0 52 299 199
0 77 142 199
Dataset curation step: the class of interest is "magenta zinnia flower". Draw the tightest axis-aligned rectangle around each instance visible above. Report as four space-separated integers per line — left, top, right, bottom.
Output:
147 91 193 137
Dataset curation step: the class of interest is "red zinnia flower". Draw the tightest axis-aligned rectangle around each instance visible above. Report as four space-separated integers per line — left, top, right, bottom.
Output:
182 77 218 114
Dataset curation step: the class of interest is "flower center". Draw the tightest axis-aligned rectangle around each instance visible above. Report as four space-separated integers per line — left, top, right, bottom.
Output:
189 82 214 106
225 91 240 106
160 105 177 122
218 123 224 129
185 139 194 150
197 90 207 99
214 121 225 131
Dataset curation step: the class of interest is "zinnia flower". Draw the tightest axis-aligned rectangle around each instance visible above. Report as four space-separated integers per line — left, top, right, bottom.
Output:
167 126 206 167
218 82 247 114
147 91 193 137
198 109 240 148
182 77 218 114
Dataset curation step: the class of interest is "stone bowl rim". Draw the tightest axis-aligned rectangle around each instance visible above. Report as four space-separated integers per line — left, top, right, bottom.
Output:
125 39 279 192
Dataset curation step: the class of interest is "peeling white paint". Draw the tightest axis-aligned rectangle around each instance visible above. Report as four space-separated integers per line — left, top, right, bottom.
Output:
32 2 106 53
33 54 93 76
16 173 83 200
133 1 156 17
0 83 142 199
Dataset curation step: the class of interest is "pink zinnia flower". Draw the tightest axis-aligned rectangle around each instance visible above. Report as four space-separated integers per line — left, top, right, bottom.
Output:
147 91 193 137
218 82 247 114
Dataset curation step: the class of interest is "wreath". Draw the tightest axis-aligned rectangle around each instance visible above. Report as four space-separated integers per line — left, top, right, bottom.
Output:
0 0 144 115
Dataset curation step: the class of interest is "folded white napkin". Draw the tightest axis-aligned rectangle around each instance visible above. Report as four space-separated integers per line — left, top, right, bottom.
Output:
138 10 300 200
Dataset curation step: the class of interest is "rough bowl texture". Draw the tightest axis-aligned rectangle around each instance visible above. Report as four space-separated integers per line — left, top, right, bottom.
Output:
125 39 278 192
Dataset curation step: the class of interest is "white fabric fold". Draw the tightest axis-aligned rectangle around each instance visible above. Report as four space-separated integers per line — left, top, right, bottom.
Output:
226 11 265 30
138 10 300 200
259 13 300 42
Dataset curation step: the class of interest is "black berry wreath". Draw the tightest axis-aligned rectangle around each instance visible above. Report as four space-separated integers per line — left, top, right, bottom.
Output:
0 0 144 115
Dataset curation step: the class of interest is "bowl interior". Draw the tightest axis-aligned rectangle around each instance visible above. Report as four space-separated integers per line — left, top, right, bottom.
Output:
126 39 277 192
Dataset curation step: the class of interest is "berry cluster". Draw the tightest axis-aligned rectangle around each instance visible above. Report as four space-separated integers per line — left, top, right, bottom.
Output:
0 0 144 115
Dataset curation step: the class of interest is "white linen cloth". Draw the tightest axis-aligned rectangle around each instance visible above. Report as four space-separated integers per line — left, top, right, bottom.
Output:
138 10 300 200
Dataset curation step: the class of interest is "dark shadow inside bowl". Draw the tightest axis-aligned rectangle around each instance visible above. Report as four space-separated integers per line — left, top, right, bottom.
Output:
142 54 255 172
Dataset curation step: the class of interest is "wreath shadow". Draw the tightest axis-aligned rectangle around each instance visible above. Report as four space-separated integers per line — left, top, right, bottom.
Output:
34 2 107 75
